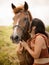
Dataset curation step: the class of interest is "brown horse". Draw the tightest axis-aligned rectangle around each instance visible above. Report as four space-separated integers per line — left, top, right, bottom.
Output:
11 2 32 43
11 2 34 65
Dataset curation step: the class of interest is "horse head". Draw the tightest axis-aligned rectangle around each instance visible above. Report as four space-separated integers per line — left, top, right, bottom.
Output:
10 2 32 43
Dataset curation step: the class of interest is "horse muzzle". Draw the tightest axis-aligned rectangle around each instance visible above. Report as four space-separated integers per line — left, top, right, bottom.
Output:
10 35 21 43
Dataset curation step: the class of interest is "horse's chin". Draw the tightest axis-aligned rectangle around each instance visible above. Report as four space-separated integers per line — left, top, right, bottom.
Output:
12 39 22 44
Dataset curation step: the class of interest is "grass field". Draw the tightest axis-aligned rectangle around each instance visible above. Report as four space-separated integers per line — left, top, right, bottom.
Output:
0 26 49 65
0 26 20 65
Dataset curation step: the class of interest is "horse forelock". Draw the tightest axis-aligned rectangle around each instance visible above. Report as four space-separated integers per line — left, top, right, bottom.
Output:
13 6 24 14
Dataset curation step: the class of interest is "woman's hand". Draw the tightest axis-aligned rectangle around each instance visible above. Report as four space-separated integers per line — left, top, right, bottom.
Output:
20 41 29 50
17 42 23 54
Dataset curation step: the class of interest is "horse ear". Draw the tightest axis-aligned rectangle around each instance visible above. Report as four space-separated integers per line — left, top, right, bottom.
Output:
24 2 28 11
11 3 16 9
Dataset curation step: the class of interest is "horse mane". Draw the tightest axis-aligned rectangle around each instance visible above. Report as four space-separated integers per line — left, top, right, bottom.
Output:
28 11 33 21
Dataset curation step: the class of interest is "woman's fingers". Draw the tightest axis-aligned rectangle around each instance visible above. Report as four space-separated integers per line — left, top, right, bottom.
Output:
19 41 29 50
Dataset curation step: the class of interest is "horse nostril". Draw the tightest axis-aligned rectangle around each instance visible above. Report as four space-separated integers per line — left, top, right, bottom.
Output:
15 36 19 40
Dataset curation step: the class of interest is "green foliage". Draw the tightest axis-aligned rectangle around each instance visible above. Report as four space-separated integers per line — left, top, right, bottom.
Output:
0 26 20 65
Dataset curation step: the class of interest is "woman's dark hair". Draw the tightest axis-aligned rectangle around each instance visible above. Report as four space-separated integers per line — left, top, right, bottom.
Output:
30 18 48 37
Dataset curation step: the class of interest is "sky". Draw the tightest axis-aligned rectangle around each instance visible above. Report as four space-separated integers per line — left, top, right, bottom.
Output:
0 0 49 26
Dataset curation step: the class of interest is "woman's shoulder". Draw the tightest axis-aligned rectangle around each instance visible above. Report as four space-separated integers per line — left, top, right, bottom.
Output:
27 33 48 45
35 33 48 46
35 33 48 39
31 33 48 44
27 33 45 43
35 34 45 43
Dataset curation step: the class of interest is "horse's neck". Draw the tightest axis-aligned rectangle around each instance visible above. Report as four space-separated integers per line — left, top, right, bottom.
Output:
22 32 31 42
25 32 31 41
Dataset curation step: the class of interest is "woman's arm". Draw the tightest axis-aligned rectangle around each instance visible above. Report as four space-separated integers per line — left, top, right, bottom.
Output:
21 35 44 58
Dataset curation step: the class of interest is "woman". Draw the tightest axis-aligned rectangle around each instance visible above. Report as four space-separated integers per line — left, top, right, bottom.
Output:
20 18 49 65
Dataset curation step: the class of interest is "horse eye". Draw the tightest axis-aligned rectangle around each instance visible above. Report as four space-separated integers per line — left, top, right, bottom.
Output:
24 18 28 21
24 18 27 20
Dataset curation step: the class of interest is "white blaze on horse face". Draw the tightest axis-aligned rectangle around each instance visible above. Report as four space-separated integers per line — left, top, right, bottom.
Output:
13 19 22 39
13 27 17 38
13 19 19 38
